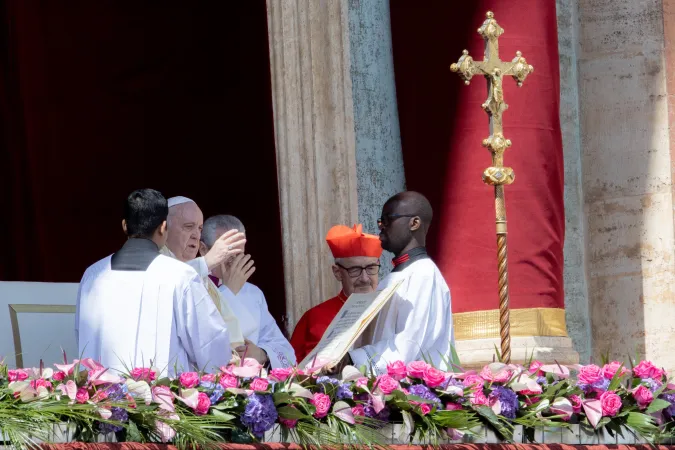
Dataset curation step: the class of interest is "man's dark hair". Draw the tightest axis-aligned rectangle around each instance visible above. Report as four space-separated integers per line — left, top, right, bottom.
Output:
124 189 168 238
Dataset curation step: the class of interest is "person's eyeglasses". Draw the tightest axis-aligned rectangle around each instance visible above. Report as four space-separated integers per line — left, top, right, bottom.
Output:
377 214 417 229
336 263 381 278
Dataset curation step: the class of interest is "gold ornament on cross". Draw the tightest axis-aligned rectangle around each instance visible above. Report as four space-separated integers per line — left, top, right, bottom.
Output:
450 11 533 364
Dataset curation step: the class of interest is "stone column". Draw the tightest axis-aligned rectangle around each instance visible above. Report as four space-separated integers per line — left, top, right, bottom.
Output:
266 0 359 331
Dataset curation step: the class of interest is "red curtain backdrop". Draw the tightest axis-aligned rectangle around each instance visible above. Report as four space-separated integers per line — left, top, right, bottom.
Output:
389 0 565 314
0 3 287 324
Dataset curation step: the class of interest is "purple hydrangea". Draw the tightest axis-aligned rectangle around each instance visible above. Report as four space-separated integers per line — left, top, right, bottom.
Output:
364 404 390 422
661 393 675 418
443 377 465 391
536 376 548 386
577 377 610 394
642 378 662 392
105 384 127 401
98 407 128 434
337 383 353 400
210 385 225 403
316 376 340 393
240 394 278 438
408 384 441 404
489 386 519 419
200 381 217 390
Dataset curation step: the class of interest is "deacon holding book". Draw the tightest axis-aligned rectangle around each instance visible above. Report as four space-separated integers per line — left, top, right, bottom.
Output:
340 191 454 374
199 214 296 368
75 189 233 375
290 224 383 362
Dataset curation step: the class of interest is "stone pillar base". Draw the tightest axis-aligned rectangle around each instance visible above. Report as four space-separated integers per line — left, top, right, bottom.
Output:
455 336 579 369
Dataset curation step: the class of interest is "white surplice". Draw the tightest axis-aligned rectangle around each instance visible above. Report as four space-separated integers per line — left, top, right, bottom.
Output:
75 254 232 376
218 283 296 368
349 258 454 374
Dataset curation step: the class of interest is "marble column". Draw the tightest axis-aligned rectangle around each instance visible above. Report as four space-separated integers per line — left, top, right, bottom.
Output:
266 0 359 331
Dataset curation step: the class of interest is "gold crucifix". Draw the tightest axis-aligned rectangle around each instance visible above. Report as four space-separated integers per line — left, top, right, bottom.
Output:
450 11 533 364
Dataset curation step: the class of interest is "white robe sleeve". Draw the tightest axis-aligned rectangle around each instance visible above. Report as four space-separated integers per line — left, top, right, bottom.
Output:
186 257 209 278
349 273 451 374
175 275 231 372
255 294 296 368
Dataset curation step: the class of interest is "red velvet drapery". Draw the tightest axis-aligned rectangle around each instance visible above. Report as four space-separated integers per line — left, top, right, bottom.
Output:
389 0 565 315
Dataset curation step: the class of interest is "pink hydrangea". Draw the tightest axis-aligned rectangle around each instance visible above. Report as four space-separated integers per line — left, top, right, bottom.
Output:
355 377 369 389
179 372 200 389
602 361 628 380
577 364 603 385
194 392 211 415
375 375 400 394
130 368 156 381
632 385 654 409
269 367 294 382
600 391 622 417
407 361 430 379
30 379 51 391
310 393 331 418
633 361 664 380
423 367 447 388
352 405 366 416
387 361 408 381
470 389 489 406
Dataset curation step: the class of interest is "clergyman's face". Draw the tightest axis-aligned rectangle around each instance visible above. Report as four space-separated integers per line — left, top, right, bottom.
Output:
166 203 204 262
378 200 412 254
332 256 380 296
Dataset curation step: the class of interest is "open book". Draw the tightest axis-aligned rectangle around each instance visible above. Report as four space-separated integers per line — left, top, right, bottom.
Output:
298 279 403 369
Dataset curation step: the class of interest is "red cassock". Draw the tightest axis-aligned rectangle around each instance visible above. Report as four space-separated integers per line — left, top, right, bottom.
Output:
290 291 347 362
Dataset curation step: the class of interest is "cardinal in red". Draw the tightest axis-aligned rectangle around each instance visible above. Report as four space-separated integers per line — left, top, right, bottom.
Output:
290 224 383 362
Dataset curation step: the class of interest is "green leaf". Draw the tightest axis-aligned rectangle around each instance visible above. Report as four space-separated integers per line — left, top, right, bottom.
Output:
626 412 658 432
277 405 311 420
646 399 672 414
272 392 294 406
607 364 626 391
210 409 236 422
474 405 513 441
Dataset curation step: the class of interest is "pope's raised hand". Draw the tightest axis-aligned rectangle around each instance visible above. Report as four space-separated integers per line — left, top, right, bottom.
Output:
222 254 255 295
204 229 246 270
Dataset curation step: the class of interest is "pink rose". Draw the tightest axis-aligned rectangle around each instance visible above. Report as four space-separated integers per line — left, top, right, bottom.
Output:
463 375 484 391
75 387 90 404
525 396 541 406
30 379 51 390
52 371 66 381
387 361 408 381
355 377 369 389
529 361 544 375
250 377 270 392
91 390 109 402
602 361 628 380
194 392 211 415
480 366 512 384
219 374 238 389
578 365 603 385
600 391 622 417
8 369 29 382
419 403 432 415
375 375 400 395
201 374 216 383
279 417 298 428
352 405 366 416
407 361 430 379
269 367 293 382
131 368 156 381
423 367 447 388
179 372 200 389
470 389 489 406
446 402 462 411
632 385 654 409
310 393 331 418
633 361 664 380
569 394 582 413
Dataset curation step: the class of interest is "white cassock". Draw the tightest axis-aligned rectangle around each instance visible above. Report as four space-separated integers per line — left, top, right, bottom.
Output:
75 254 232 376
218 283 296 368
349 258 454 374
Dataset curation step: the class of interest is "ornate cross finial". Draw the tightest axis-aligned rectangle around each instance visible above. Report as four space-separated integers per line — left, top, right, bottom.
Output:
449 12 534 364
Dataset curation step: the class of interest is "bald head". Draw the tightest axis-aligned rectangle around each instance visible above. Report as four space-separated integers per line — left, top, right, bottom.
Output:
378 191 433 255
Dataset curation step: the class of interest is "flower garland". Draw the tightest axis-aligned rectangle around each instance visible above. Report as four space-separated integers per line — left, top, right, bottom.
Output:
1 356 675 447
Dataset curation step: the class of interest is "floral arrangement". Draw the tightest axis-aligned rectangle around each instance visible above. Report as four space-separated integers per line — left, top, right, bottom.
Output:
2 354 675 448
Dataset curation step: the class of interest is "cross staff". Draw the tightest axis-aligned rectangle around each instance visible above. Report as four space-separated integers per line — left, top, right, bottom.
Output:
450 11 533 364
